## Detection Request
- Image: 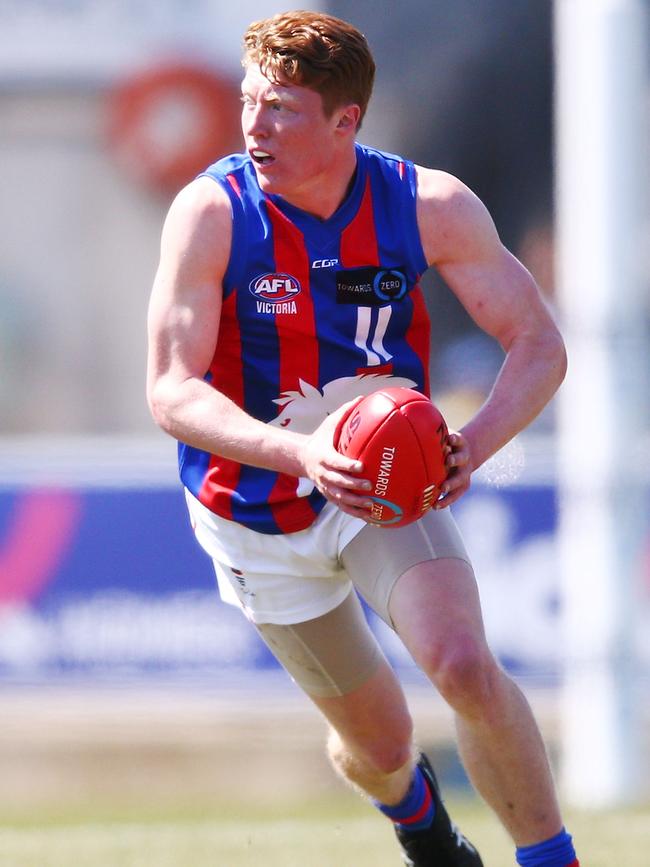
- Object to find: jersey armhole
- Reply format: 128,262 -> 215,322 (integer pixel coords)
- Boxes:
404,162 -> 428,274
198,171 -> 247,296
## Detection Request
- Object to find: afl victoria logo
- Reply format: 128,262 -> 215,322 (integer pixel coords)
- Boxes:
249,273 -> 302,302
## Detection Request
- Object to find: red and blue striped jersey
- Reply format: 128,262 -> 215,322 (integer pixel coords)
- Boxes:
179,143 -> 431,534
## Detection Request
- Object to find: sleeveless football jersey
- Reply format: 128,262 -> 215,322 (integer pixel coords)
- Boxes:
179,143 -> 430,534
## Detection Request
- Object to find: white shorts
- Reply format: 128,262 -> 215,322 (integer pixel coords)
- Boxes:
185,489 -> 471,628
185,490 -> 366,625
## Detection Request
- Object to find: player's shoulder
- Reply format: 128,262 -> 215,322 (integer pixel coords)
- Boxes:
414,166 -> 498,264
157,176 -> 233,280
165,152 -> 250,223
162,174 -> 232,248
415,166 -> 484,215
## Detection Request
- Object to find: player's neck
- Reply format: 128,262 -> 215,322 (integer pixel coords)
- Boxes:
279,147 -> 358,221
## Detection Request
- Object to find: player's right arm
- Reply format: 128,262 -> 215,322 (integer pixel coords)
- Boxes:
146,177 -> 369,514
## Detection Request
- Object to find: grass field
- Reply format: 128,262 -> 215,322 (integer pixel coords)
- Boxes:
1,683 -> 648,866
1,795 -> 650,867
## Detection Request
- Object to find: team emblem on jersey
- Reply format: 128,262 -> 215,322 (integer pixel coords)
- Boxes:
249,272 -> 301,314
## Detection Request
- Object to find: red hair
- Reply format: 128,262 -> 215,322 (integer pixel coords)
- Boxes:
243,10 -> 375,128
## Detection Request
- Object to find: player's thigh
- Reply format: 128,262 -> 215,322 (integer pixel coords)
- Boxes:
255,588 -> 413,756
342,509 -> 490,677
255,587 -> 383,698
340,506 -> 472,627
389,558 -> 507,718
389,555 -> 488,670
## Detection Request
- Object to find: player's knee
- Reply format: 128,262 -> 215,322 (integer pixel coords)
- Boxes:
362,720 -> 413,775
364,726 -> 413,776
423,635 -> 501,719
328,716 -> 413,777
332,742 -> 413,784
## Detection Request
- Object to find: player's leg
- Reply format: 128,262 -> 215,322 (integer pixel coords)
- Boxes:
390,556 -> 563,845
317,670 -> 484,867
186,490 -> 416,804
255,588 -> 415,805
255,587 -> 484,866
342,511 -> 579,866
186,495 -> 483,862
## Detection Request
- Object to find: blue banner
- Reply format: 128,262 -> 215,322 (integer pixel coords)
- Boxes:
0,480 -> 578,682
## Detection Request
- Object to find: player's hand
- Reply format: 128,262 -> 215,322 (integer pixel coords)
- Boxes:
435,430 -> 473,509
301,399 -> 374,519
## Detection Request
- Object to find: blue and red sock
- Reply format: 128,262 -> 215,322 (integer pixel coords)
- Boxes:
516,827 -> 579,867
372,764 -> 435,831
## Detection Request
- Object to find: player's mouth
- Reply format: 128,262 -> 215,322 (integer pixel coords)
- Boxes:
250,148 -> 275,167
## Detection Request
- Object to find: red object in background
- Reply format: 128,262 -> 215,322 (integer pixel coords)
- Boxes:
334,387 -> 449,528
107,62 -> 241,195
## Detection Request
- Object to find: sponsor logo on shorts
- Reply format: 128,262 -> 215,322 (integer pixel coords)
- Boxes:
231,567 -> 256,598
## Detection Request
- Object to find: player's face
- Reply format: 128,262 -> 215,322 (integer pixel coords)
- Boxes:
241,64 -> 346,206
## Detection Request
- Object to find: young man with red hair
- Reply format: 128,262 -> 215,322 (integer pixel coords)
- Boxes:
147,11 -> 577,867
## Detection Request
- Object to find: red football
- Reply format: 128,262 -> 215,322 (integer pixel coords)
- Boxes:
334,387 -> 449,528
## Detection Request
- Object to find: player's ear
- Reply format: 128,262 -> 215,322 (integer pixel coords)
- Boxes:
335,104 -> 361,133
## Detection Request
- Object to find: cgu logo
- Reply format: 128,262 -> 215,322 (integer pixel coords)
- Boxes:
249,273 -> 301,302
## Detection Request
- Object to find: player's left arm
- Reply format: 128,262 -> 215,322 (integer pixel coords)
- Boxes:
416,166 -> 567,507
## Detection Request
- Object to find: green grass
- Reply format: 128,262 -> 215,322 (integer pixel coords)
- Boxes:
1,794 -> 649,867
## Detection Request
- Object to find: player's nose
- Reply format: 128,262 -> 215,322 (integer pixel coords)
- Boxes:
243,103 -> 269,138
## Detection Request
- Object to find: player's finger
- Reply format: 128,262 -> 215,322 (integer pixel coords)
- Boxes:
324,452 -> 366,476
321,484 -> 373,512
435,472 -> 470,508
437,486 -> 468,508
445,435 -> 470,468
324,468 -> 372,490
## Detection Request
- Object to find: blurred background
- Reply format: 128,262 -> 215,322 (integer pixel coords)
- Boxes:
0,0 -> 649,860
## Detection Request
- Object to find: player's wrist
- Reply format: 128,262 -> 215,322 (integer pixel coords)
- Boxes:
275,429 -> 311,479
